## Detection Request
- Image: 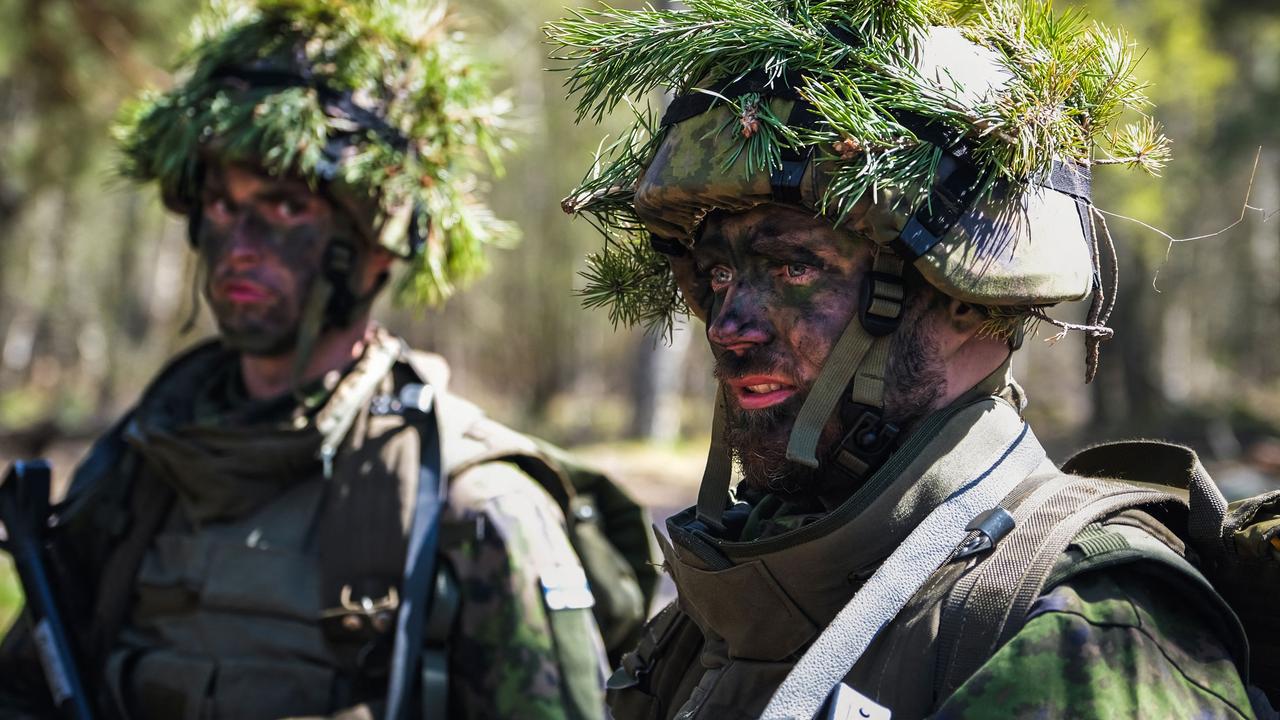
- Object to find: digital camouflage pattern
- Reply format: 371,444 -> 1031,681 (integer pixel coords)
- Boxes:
936,571 -> 1255,720
445,462 -> 607,718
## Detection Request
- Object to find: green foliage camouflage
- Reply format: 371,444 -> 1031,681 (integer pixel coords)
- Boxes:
115,0 -> 517,307
547,0 -> 1170,332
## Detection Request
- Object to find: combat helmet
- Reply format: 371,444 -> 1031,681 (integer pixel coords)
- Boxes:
549,0 -> 1168,527
116,0 -> 514,375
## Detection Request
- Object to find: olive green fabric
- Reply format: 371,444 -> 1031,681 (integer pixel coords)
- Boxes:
607,383 -> 1251,720
634,26 -> 1094,309
0,332 -> 611,720
934,569 -> 1256,720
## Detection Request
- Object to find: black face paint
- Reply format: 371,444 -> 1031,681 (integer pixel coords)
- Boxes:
694,206 -> 949,501
198,205 -> 331,356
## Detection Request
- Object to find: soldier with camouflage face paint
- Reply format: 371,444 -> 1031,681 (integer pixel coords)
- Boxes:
550,1 -> 1269,718
0,2 -> 651,719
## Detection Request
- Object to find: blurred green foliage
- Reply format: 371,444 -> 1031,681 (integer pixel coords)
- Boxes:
0,555 -> 19,636
0,0 -> 1276,475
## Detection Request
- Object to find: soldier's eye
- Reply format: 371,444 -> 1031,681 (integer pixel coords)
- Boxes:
709,265 -> 734,290
781,262 -> 816,282
274,199 -> 309,221
203,194 -> 234,223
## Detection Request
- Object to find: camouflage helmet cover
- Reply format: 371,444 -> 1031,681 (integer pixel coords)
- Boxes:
115,0 -> 515,306
550,0 -> 1167,336
636,27 -> 1095,310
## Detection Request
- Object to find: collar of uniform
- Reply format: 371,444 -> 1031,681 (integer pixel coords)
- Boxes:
661,392 -> 1034,661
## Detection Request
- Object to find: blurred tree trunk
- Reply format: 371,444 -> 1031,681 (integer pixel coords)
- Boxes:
629,328 -> 691,442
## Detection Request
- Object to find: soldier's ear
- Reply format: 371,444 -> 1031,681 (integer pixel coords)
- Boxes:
944,299 -> 986,337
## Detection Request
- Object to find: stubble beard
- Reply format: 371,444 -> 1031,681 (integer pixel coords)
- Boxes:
721,307 -> 946,498
204,267 -> 312,358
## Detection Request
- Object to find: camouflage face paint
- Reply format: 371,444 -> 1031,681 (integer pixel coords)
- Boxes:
692,205 -> 866,493
197,164 -> 334,356
691,205 -> 947,498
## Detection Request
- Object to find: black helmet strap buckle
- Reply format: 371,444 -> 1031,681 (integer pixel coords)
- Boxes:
831,405 -> 900,483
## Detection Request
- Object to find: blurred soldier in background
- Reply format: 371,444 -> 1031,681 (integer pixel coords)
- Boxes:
552,1 -> 1272,718
0,2 -> 658,718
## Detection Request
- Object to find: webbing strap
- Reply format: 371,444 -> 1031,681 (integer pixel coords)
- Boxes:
935,477 -> 1177,695
385,401 -> 445,720
784,318 -> 877,469
849,337 -> 891,408
291,277 -> 336,400
762,422 -> 1047,720
695,388 -> 734,532
660,69 -> 807,127
315,337 -> 402,477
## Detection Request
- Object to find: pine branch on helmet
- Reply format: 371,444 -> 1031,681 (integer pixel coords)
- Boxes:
548,0 -> 1165,380
116,0 -> 516,308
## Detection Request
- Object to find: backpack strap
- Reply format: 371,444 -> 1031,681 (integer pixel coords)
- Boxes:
383,392 -> 445,720
934,473 -> 1183,696
934,439 -> 1261,700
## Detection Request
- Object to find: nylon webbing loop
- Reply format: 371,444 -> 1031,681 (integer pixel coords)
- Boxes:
695,388 -> 734,532
785,318 -> 878,469
860,253 -> 905,337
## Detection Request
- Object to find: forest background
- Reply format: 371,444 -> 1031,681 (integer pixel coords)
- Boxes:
1,0 -> 1280,631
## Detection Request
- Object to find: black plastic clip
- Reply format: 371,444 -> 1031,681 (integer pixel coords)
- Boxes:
832,410 -> 900,480
953,507 -> 1017,561
859,270 -> 904,337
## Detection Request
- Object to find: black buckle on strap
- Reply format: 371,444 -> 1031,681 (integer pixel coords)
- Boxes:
860,271 -> 904,337
832,409 -> 900,480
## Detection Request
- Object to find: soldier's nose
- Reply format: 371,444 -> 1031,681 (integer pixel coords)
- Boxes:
708,291 -> 771,355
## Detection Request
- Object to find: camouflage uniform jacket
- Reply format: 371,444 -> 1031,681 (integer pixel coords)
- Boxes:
607,382 -> 1254,720
0,330 -> 607,720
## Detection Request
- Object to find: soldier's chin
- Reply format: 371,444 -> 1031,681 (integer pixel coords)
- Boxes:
726,405 -> 807,494
217,322 -> 298,357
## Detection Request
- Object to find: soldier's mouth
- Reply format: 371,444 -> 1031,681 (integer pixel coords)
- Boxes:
726,375 -> 797,410
218,279 -> 275,304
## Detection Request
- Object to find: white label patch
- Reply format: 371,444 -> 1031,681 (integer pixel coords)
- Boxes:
826,683 -> 891,720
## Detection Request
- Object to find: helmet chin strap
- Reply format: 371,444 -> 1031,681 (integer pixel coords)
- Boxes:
290,236 -> 388,399
694,252 -> 905,533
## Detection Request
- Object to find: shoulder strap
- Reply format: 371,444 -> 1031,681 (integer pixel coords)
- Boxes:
762,421 -> 1047,720
384,395 -> 445,720
934,473 -> 1181,695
